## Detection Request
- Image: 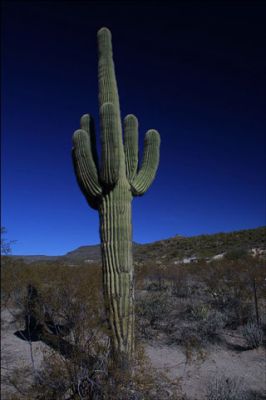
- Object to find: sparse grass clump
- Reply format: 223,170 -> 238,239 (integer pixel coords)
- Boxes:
242,322 -> 263,349
206,374 -> 248,400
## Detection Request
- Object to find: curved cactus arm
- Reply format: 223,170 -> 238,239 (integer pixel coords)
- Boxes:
123,114 -> 139,182
131,129 -> 160,196
100,102 -> 120,186
72,128 -> 102,210
97,27 -> 121,130
80,114 -> 99,171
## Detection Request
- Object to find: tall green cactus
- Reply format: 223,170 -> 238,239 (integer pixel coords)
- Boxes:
72,27 -> 160,367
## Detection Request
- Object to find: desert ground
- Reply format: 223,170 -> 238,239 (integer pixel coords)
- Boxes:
2,228 -> 266,399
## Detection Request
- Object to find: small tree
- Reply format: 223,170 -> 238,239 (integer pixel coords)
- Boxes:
1,227 -> 16,267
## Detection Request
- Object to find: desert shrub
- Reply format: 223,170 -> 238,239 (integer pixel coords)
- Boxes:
28,337 -> 110,400
141,262 -> 177,293
4,262 -> 186,399
195,308 -> 224,342
206,374 -> 248,400
200,310 -> 225,338
224,247 -> 249,260
185,303 -> 210,321
168,323 -> 203,350
169,270 -> 193,298
168,304 -> 225,350
135,262 -> 168,292
2,280 -> 108,399
201,258 -> 266,329
136,292 -> 173,338
242,322 -> 264,349
5,282 -> 141,399
1,259 -> 102,307
1,258 -> 25,308
186,304 -> 225,329
145,275 -> 168,292
245,391 -> 266,400
209,289 -> 254,329
171,281 -> 192,298
6,336 -> 181,399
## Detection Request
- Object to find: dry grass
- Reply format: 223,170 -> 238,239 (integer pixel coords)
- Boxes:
1,253 -> 266,399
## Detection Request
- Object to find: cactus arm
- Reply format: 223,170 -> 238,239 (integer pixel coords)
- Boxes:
131,129 -> 160,196
123,114 -> 139,181
80,114 -> 99,170
100,102 -> 120,185
72,127 -> 102,210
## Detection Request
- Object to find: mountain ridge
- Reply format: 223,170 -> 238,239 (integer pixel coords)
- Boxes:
10,226 -> 266,264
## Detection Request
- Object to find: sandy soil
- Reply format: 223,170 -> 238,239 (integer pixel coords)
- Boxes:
1,308 -> 47,399
145,341 -> 266,399
1,307 -> 266,399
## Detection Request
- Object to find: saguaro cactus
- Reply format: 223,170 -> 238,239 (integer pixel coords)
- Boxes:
72,27 -> 160,367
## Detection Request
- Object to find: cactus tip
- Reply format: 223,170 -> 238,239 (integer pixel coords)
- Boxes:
147,129 -> 160,137
72,129 -> 81,140
80,113 -> 90,124
97,26 -> 111,37
125,114 -> 137,121
124,114 -> 138,127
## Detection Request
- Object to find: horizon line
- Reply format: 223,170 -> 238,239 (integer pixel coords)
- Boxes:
8,225 -> 265,257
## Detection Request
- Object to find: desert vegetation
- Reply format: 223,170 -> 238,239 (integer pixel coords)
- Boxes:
1,227 -> 266,399
1,258 -> 179,399
135,256 -> 266,347
134,226 -> 266,264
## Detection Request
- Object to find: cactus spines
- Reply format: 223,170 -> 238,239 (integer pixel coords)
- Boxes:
72,27 -> 160,367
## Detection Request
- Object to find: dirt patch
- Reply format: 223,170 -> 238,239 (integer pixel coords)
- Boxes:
1,307 -> 266,399
1,308 -> 47,399
145,341 -> 266,399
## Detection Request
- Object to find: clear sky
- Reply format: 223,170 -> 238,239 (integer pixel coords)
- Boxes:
1,0 -> 265,255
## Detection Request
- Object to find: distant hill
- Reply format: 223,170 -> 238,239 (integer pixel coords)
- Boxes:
11,242 -> 142,264
11,254 -> 60,264
63,244 -> 100,263
134,226 -> 266,263
11,226 -> 265,265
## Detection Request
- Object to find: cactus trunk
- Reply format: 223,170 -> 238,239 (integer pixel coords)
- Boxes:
99,178 -> 134,365
72,27 -> 160,369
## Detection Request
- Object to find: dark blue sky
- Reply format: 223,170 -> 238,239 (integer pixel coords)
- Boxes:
2,0 -> 265,255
